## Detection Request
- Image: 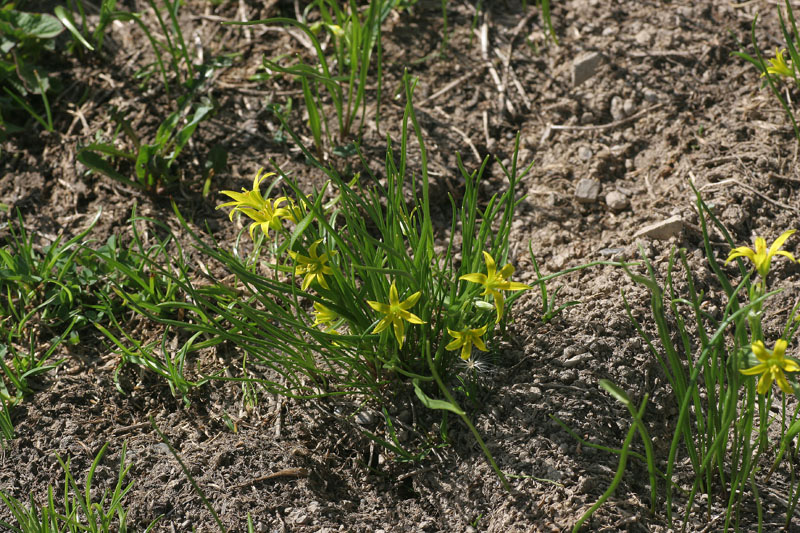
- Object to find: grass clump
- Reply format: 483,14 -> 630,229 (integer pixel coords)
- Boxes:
0,442 -> 161,532
99,75 -> 535,487
572,185 -> 800,532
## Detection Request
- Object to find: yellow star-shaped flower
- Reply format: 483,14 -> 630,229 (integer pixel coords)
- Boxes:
241,198 -> 294,239
762,47 -> 793,78
460,251 -> 531,322
366,281 -> 425,347
217,168 -> 299,239
312,301 -> 339,332
446,325 -> 488,360
725,229 -> 796,279
289,240 -> 336,290
740,339 -> 800,395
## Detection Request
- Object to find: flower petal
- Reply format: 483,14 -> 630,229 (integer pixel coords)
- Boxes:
473,335 -> 488,352
498,263 -> 515,280
769,229 -> 796,257
725,247 -> 756,264
783,359 -> 800,373
461,342 -> 472,360
401,291 -> 421,310
367,300 -> 390,313
493,291 -> 505,322
392,316 -> 406,347
389,282 -> 400,307
482,251 -> 497,275
757,372 -> 772,395
751,340 -> 770,363
445,337 -> 462,351
740,363 -> 768,375
774,339 -> 788,358
401,310 -> 425,325
776,372 -> 794,394
460,273 -> 488,285
372,317 -> 390,334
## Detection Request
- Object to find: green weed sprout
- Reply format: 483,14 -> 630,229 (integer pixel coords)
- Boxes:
75,0 -> 224,193
0,7 -> 63,135
0,210 -> 113,443
573,184 -> 800,531
0,442 -> 161,532
229,0 -> 398,159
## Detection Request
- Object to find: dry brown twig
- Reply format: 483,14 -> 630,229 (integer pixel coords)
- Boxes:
541,103 -> 665,144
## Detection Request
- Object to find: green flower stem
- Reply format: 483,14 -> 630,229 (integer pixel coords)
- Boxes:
424,343 -> 510,492
572,397 -> 647,533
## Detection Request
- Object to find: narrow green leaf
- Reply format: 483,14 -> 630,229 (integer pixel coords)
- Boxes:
599,379 -> 633,408
54,6 -> 94,50
413,379 -> 465,415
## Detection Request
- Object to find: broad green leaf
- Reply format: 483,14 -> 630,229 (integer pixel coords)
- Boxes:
0,10 -> 62,40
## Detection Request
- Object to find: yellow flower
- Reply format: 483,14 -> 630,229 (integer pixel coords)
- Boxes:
217,168 -> 300,238
312,301 -> 339,332
446,325 -> 488,360
740,339 -> 800,395
725,229 -> 796,278
240,197 -> 294,239
218,169 -> 271,217
366,281 -> 425,347
289,240 -> 336,290
762,47 -> 793,78
282,196 -> 304,223
460,251 -> 532,322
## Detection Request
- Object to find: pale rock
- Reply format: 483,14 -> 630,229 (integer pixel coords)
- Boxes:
563,353 -> 593,368
623,98 -> 635,116
575,178 -> 601,203
572,52 -> 604,86
605,190 -> 629,211
633,215 -> 683,240
635,28 -> 653,46
610,96 -> 626,121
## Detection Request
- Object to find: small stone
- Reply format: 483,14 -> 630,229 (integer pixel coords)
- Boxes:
605,190 -> 629,211
563,344 -> 585,358
643,89 -> 659,103
288,510 -> 311,525
550,251 -> 570,269
580,112 -> 595,124
355,410 -> 374,426
610,96 -> 626,121
623,98 -> 635,116
575,178 -> 601,203
572,52 -> 604,86
633,215 -> 683,240
563,353 -> 593,368
577,146 -> 593,161
635,28 -> 653,46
